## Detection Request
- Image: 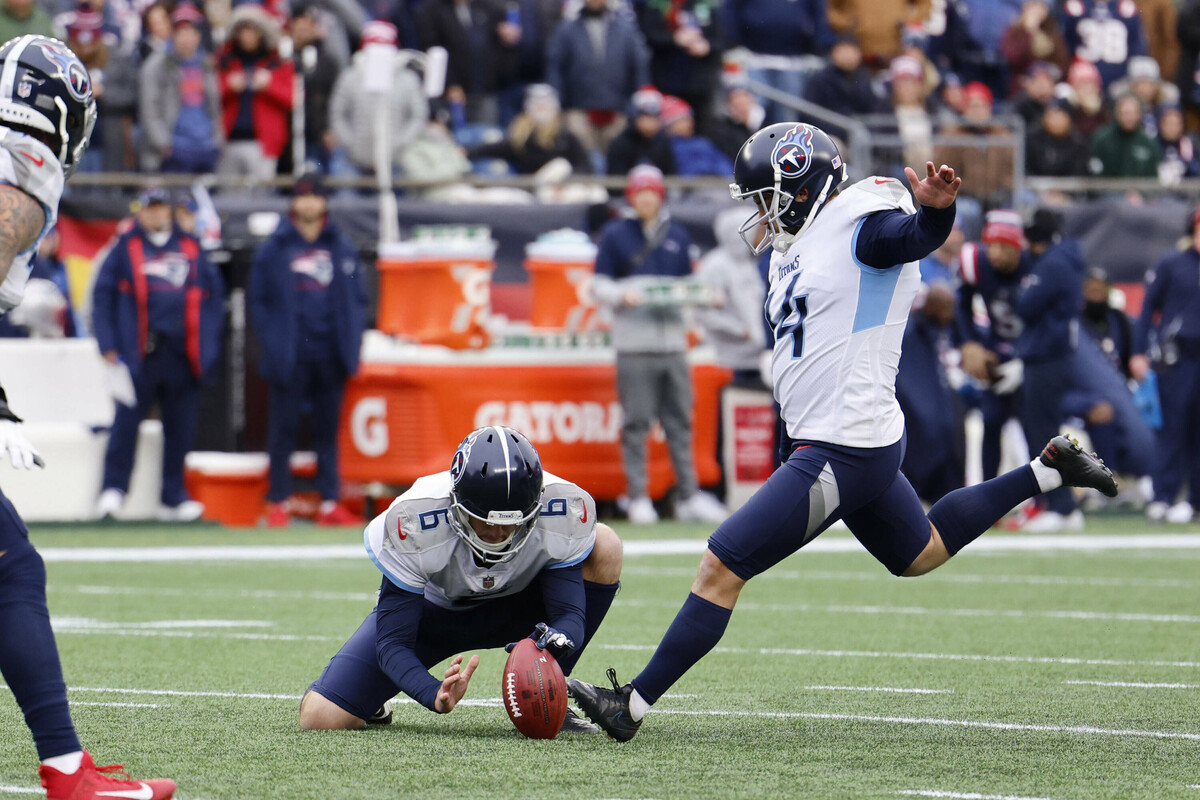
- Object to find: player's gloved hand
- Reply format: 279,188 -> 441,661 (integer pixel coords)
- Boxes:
505,622 -> 576,658
0,419 -> 44,469
992,358 -> 1024,395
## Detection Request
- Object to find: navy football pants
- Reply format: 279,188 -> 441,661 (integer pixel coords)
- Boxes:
708,437 -> 931,578
1151,354 -> 1200,506
309,583 -> 548,721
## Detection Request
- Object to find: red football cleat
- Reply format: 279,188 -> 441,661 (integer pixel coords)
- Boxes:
40,751 -> 175,800
315,502 -> 362,526
265,502 -> 290,528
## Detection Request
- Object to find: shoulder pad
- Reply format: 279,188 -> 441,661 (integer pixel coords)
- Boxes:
382,473 -> 458,555
0,133 -> 63,224
845,177 -> 917,216
535,472 -> 597,563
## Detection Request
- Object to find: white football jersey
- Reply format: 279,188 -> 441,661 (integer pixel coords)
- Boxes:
766,177 -> 922,448
0,128 -> 64,314
364,470 -> 596,610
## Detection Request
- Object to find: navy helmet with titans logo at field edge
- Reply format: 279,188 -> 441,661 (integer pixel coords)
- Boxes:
449,426 -> 544,561
729,122 -> 847,254
0,35 -> 97,178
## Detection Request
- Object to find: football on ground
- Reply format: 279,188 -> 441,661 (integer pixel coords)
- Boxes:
503,639 -> 568,739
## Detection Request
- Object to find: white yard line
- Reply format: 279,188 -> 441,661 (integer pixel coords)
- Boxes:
618,599 -> 1200,625
50,627 -> 340,642
0,787 -> 46,795
51,617 -> 275,630
1,684 -> 1193,742
599,643 -> 1200,669
70,701 -> 164,708
32,533 -> 1200,564
805,685 -> 953,694
621,566 -> 1200,589
1065,680 -> 1200,689
898,791 -> 1060,800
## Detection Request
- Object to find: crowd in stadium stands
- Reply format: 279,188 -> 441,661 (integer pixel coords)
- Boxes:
0,0 -> 1196,197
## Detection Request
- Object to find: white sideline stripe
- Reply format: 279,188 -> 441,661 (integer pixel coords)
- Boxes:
599,644 -> 1200,669
51,628 -> 340,642
1065,680 -> 1200,689
619,599 -> 1200,625
64,585 -> 379,602
0,787 -> 45,795
33,533 -> 1200,563
71,701 -> 164,708
898,791 -> 1060,800
805,685 -> 952,694
51,617 -> 275,630
622,566 -> 1200,589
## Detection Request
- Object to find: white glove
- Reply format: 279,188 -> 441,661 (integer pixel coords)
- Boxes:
0,419 -> 44,469
992,358 -> 1024,395
104,359 -> 137,408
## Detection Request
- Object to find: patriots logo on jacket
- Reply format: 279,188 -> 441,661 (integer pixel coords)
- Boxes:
771,125 -> 814,179
35,40 -> 91,102
142,254 -> 191,289
290,249 -> 333,287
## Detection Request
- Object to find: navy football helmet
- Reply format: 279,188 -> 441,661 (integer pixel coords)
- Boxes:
729,122 -> 847,254
0,35 -> 97,178
448,426 -> 544,562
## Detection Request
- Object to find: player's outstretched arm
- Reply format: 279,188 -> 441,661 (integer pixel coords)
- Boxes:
434,653 -> 480,713
904,161 -> 961,209
0,184 -> 46,285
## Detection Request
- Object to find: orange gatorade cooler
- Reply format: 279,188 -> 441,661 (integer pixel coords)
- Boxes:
376,232 -> 496,349
524,234 -> 600,331
183,452 -> 269,526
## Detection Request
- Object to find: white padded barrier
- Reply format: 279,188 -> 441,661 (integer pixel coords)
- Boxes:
0,339 -> 165,522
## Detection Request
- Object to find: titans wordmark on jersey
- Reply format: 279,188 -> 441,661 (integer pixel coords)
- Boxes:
364,471 -> 596,610
0,128 -> 65,313
766,177 -> 922,449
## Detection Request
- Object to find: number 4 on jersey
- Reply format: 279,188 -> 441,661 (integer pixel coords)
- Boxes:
771,273 -> 809,359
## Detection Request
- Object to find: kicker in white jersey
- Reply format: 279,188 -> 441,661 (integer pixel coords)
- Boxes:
766,177 -> 922,449
365,470 -> 597,610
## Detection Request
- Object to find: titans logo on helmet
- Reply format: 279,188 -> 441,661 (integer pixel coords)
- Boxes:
450,432 -> 476,483
34,40 -> 91,102
771,125 -> 814,180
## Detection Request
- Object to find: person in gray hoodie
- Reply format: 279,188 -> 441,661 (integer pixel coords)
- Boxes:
138,4 -> 223,173
328,20 -> 428,175
694,206 -> 768,387
592,165 -> 728,525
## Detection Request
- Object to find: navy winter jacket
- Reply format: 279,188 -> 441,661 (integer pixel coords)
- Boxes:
248,217 -> 367,384
545,12 -> 650,112
1015,238 -> 1085,363
91,224 -> 225,380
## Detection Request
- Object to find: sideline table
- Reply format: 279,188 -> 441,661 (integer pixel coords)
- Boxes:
339,332 -> 731,501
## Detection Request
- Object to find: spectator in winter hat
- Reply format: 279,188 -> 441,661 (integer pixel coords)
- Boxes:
606,85 -> 676,176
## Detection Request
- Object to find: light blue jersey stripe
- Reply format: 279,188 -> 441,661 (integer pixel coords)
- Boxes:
850,217 -> 903,334
545,541 -> 595,569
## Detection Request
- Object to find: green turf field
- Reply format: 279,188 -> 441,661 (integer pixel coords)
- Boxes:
2,518 -> 1199,800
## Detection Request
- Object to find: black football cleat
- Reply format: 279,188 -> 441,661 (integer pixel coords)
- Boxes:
560,707 -> 602,734
366,700 -> 393,725
567,668 -> 642,742
1039,435 -> 1118,498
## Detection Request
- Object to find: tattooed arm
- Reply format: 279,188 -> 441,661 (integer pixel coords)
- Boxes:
0,184 -> 46,287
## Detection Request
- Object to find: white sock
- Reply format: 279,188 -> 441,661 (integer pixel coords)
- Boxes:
1030,459 -> 1064,493
319,500 -> 337,514
41,751 -> 83,774
628,688 -> 650,722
